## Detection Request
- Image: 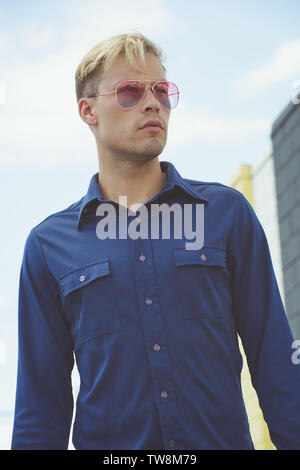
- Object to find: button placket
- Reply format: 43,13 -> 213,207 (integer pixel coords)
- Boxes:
134,237 -> 181,450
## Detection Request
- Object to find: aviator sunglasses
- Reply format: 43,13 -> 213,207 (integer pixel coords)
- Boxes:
87,80 -> 179,110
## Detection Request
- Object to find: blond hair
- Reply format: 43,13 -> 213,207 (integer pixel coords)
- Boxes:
75,32 -> 166,102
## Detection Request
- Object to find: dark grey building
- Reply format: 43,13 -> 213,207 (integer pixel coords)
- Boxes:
271,100 -> 300,339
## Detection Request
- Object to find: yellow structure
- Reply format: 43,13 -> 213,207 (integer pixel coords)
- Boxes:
228,164 -> 275,450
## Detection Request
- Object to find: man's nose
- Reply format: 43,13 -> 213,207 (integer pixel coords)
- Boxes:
141,86 -> 160,111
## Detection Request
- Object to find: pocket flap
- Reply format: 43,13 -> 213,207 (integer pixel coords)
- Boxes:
173,246 -> 227,268
59,259 -> 111,296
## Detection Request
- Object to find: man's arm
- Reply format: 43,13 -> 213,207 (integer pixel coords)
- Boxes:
11,229 -> 74,450
227,192 -> 300,450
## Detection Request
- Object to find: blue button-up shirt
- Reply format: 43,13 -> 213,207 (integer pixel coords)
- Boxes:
11,160 -> 300,450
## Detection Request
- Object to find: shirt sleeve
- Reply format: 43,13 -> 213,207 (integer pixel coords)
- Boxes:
227,192 -> 300,450
11,228 -> 74,450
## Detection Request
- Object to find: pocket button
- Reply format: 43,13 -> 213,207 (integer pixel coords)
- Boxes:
79,274 -> 86,282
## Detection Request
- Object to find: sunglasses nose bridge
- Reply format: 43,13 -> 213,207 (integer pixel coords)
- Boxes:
142,83 -> 160,106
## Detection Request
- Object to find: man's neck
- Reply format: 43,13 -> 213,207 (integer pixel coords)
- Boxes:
97,159 -> 167,210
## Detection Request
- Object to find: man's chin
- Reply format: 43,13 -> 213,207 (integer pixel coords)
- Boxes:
139,139 -> 167,157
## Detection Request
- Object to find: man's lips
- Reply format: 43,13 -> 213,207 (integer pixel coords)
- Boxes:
139,120 -> 163,131
140,125 -> 162,132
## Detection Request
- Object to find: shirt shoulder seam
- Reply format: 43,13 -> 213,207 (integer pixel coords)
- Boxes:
188,179 -> 244,195
32,199 -> 83,231
31,227 -> 59,285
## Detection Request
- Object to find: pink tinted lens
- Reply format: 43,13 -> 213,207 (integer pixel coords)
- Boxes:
116,81 -> 179,109
154,82 -> 179,109
116,81 -> 145,108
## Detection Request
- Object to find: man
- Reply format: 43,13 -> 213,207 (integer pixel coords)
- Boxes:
11,32 -> 300,450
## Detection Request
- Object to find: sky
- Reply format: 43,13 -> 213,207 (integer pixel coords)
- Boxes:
1,0 -> 300,449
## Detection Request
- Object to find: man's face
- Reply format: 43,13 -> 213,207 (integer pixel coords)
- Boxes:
79,52 -> 171,165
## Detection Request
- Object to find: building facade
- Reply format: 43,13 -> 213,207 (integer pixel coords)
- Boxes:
271,100 -> 300,339
227,98 -> 300,450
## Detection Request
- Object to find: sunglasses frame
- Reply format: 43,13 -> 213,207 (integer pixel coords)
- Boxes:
87,79 -> 179,110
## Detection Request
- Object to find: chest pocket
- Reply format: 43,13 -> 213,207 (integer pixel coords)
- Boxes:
58,258 -> 122,347
173,246 -> 230,319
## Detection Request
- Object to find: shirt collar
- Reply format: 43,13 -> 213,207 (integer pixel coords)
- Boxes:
77,160 -> 208,230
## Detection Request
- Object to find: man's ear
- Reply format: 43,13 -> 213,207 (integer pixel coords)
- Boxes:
78,98 -> 98,127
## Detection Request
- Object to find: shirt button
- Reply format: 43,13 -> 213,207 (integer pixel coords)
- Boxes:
139,253 -> 146,262
145,297 -> 152,306
79,274 -> 86,282
200,253 -> 207,261
169,440 -> 175,448
161,390 -> 168,399
153,344 -> 160,351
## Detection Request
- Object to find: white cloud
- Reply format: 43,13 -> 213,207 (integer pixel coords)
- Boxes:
0,340 -> 6,365
235,38 -> 300,100
63,0 -> 173,47
0,31 -> 10,55
0,296 -> 9,311
20,25 -> 56,52
0,0 -> 271,169
0,80 -> 6,104
167,101 -> 271,150
0,0 -> 175,169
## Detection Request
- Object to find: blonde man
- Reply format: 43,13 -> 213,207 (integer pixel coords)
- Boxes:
11,32 -> 300,450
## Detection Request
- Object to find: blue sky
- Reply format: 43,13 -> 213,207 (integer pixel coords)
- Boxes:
0,0 -> 300,440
